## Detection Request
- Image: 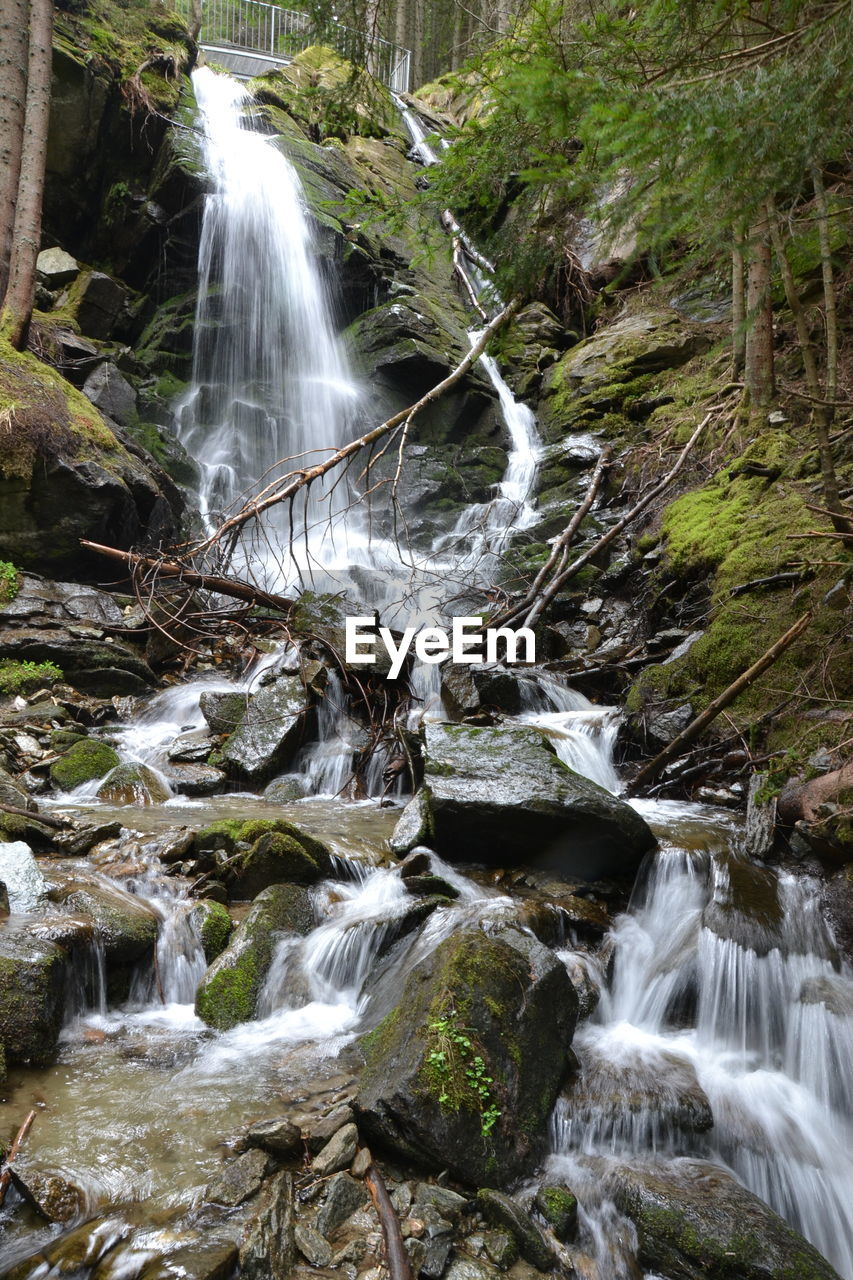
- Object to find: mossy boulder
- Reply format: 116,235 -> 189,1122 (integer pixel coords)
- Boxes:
50,738 -> 120,791
355,925 -> 578,1187
588,1156 -> 843,1280
48,873 -> 159,966
195,884 -> 315,1030
0,920 -> 68,1066
231,830 -> 331,899
189,899 -> 234,963
394,722 -> 656,881
251,46 -> 405,142
96,761 -> 170,805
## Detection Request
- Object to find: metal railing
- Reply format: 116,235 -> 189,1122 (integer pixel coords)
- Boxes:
177,0 -> 411,92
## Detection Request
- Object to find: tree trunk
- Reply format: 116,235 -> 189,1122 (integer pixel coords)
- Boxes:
731,236 -> 745,379
768,201 -> 852,537
811,164 -> 838,423
743,215 -> 774,411
188,0 -> 202,42
2,0 -> 53,351
0,0 -> 29,300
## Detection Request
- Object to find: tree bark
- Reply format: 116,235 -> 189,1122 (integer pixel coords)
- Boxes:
0,0 -> 29,301
731,236 -> 745,379
767,202 -> 851,536
811,164 -> 838,422
743,215 -> 774,411
2,0 -> 53,350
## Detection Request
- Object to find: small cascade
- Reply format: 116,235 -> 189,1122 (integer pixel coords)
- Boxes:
65,937 -> 108,1022
548,845 -> 853,1279
519,673 -> 622,794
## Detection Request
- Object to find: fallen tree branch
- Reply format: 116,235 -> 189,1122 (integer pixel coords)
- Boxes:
494,410 -> 716,631
0,1110 -> 37,1207
0,800 -> 70,831
729,570 -> 808,597
189,297 -> 521,559
626,611 -> 812,795
521,446 -> 613,629
79,543 -> 296,616
364,1159 -> 414,1280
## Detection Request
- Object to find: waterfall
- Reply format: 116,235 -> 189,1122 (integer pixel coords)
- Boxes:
177,68 -> 359,589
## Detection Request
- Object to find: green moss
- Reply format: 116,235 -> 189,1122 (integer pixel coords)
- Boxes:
195,948 -> 258,1029
0,560 -> 19,604
0,660 -> 63,695
197,901 -> 233,962
49,738 -> 120,790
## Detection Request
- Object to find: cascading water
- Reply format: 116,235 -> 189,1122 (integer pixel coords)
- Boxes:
177,68 -> 359,587
547,835 -> 853,1279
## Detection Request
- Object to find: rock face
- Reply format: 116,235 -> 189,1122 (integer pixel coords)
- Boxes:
195,884 -> 315,1030
393,722 -> 655,880
0,920 -> 67,1066
356,925 -> 578,1187
589,1156 -> 843,1280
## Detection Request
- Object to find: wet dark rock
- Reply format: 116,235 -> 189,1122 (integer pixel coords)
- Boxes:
446,1255 -> 501,1280
374,896 -> 449,960
0,920 -> 67,1065
220,673 -> 308,781
48,873 -> 158,965
306,1103 -> 355,1152
246,1116 -> 302,1156
54,819 -> 123,856
140,1236 -> 239,1280
479,1230 -> 518,1269
206,1147 -> 270,1207
240,1170 -> 295,1280
702,851 -> 785,957
0,574 -> 126,628
75,270 -> 128,339
441,663 -> 481,720
356,926 -> 577,1187
263,774 -> 309,803
475,1190 -> 556,1271
533,1185 -> 577,1243
316,1171 -> 370,1237
195,884 -> 314,1030
404,874 -> 460,900
96,761 -> 170,805
400,849 -> 436,879
394,722 -> 656,881
12,1164 -> 84,1223
587,1155 -> 843,1280
642,703 -> 693,748
311,1122 -> 359,1177
295,1223 -> 333,1267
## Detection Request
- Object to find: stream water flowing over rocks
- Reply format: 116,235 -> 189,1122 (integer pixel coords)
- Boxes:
0,58 -> 851,1280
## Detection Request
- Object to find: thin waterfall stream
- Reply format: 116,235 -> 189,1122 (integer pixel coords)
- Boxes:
1,69 -> 851,1280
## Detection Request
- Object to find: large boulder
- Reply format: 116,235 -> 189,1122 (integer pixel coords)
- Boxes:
219,674 -> 308,782
0,841 -> 48,913
47,873 -> 159,965
355,925 -> 578,1187
0,919 -> 67,1065
586,1156 -> 843,1280
392,722 -> 655,880
195,884 -> 315,1030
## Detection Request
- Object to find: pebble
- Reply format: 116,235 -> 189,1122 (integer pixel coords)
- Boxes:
311,1122 -> 359,1177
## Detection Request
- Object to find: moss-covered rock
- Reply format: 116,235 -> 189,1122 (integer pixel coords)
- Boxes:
219,674 -> 308,782
589,1156 -> 842,1280
48,873 -> 159,966
50,738 -> 120,791
231,831 -> 328,899
356,925 -> 578,1187
195,884 -> 315,1030
96,762 -> 170,805
251,46 -> 405,143
0,921 -> 67,1066
190,899 -> 234,962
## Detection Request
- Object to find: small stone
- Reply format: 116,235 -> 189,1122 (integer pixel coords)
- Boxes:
475,1190 -> 556,1271
405,1238 -> 428,1275
392,1182 -> 414,1215
404,874 -> 460,899
533,1185 -> 577,1243
316,1172 -> 369,1237
295,1224 -> 333,1267
421,1235 -> 453,1279
12,1167 -> 83,1222
311,1122 -> 358,1177
306,1103 -> 355,1152
482,1230 -> 519,1269
246,1116 -> 302,1156
445,1257 -> 501,1280
206,1148 -> 269,1206
351,1146 -> 372,1178
414,1183 -> 470,1220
